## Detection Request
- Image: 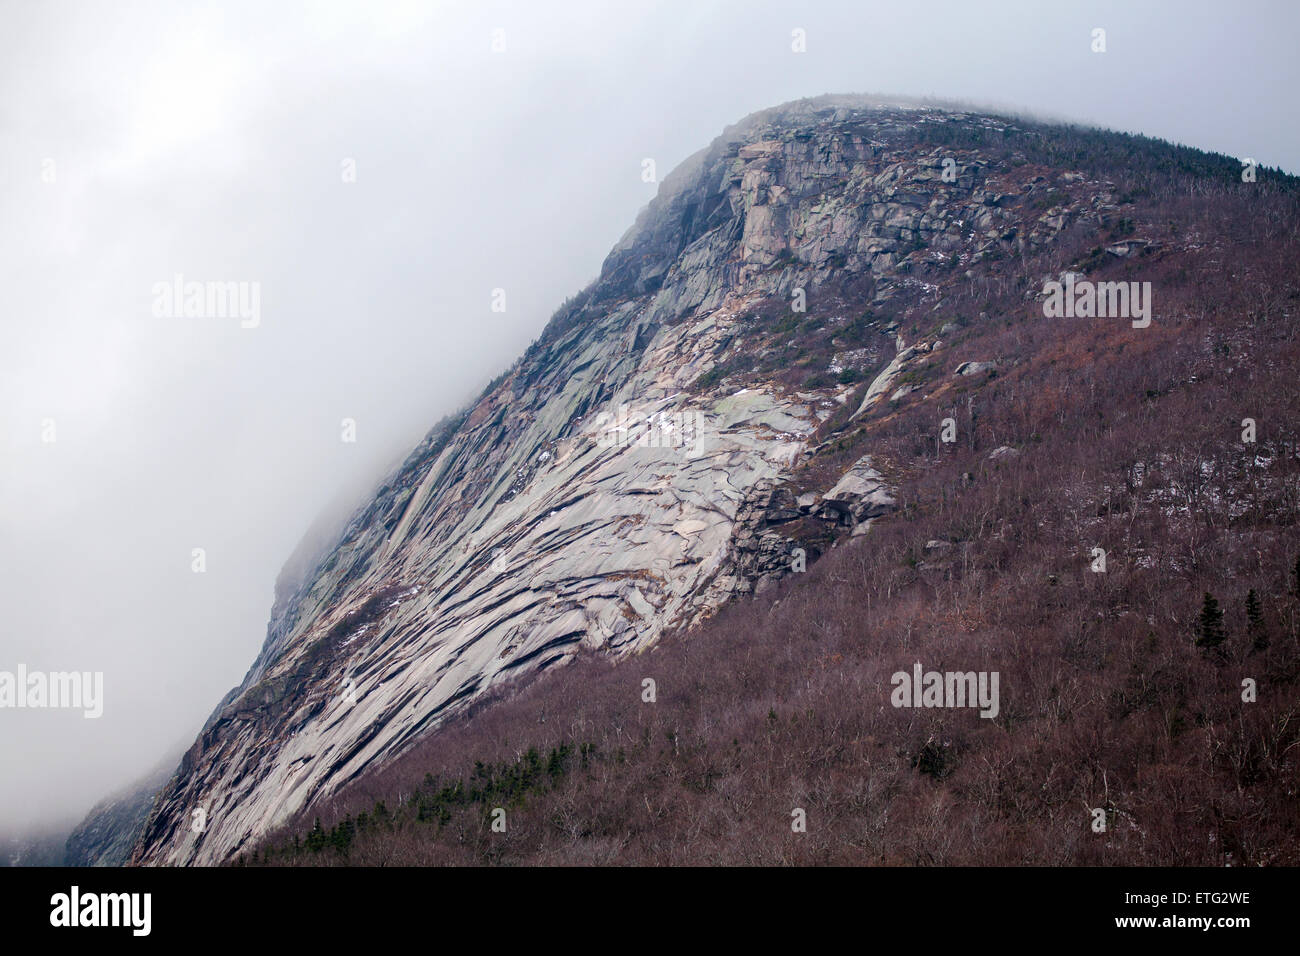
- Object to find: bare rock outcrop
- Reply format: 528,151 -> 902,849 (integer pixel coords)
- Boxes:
130,96 -> 1110,865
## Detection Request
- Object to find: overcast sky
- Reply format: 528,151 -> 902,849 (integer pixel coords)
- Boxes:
1,0 -> 1296,839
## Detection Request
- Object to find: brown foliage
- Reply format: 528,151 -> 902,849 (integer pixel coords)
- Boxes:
246,138 -> 1300,868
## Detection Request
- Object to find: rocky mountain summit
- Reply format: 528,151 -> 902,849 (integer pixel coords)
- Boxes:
124,95 -> 1283,865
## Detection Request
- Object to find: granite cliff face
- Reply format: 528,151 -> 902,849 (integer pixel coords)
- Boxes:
131,96 -> 1128,864
64,759 -> 176,867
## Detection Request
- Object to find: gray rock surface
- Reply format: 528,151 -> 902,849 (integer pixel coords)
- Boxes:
130,96 -> 1092,865
820,456 -> 896,526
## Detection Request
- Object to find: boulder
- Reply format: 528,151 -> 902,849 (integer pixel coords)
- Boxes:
820,455 -> 896,525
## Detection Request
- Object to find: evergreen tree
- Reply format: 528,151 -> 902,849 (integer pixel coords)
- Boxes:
1196,592 -> 1225,649
1246,589 -> 1267,650
305,817 -> 326,853
330,816 -> 355,854
546,743 -> 572,782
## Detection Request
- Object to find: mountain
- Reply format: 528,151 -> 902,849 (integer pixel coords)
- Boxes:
64,755 -> 180,867
127,95 -> 1300,865
0,825 -> 72,867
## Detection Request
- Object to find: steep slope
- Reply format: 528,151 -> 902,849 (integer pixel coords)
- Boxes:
133,94 -> 1295,865
0,827 -> 71,867
242,108 -> 1300,866
64,757 -> 177,867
